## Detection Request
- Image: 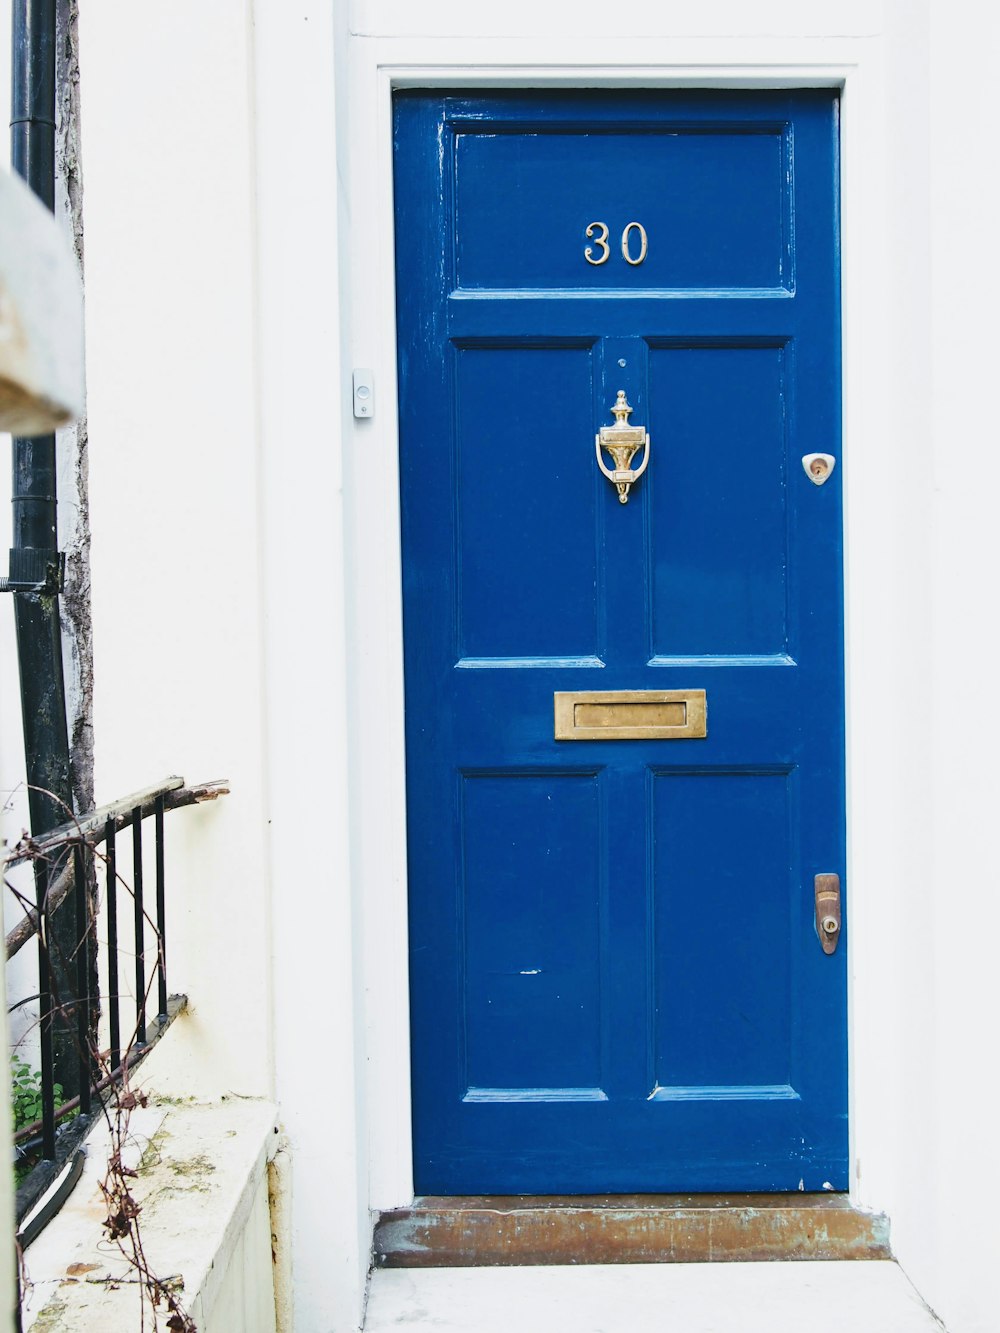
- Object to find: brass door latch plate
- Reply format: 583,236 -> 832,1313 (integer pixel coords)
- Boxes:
814,873 -> 842,954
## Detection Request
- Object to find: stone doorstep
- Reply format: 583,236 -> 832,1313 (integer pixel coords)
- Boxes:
363,1262 -> 944,1333
373,1194 -> 891,1268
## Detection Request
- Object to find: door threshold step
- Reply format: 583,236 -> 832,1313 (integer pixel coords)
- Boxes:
364,1262 -> 940,1332
373,1195 -> 890,1268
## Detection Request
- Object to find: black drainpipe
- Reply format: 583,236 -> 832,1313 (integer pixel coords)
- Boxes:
8,0 -> 78,1098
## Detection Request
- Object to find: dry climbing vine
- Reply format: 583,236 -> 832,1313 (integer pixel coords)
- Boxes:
5,792 -> 198,1330
97,1070 -> 195,1332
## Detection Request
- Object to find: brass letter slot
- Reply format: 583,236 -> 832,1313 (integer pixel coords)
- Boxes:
554,690 -> 707,741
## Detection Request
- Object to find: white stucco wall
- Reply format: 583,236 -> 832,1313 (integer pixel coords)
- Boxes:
251,2 -> 371,1328
340,6 -> 1000,1332
4,2 -> 997,1331
74,2 -> 368,1329
0,0 -> 367,1323
915,10 -> 1000,1330
74,0 -> 274,1101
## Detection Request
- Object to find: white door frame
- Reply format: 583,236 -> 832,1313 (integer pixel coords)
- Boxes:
339,28 -> 900,1216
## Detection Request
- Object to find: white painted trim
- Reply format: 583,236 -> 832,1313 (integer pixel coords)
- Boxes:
253,5 -> 369,1329
342,32 -> 884,1214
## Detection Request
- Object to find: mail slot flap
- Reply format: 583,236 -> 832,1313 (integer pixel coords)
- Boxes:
554,690 -> 707,740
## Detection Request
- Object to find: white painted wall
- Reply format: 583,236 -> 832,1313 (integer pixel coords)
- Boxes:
75,2 -> 369,1329
341,5 -> 999,1333
251,2 -> 370,1329
75,0 -> 271,1097
74,4 -> 369,1331
913,7 -> 1000,1330
6,2 -> 996,1331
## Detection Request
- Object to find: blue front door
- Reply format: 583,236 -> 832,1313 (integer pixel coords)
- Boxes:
394,90 -> 845,1194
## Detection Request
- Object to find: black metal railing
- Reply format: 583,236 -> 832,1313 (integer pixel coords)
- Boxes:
4,775 -> 227,1241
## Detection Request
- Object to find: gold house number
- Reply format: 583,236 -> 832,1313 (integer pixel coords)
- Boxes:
585,221 -> 648,266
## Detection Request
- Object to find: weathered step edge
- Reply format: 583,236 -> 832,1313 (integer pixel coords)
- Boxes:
374,1195 -> 891,1268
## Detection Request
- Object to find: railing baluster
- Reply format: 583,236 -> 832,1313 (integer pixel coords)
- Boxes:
155,795 -> 167,1022
36,860 -> 56,1160
7,778 -> 232,1246
106,818 -> 120,1073
132,808 -> 146,1046
74,843 -> 92,1115
9,778 -> 230,1244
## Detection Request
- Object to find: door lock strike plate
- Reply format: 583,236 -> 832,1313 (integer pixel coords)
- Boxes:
814,873 -> 841,954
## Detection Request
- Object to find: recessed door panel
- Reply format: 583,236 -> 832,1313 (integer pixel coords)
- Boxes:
456,345 -> 599,659
461,772 -> 603,1096
455,128 -> 790,291
648,345 -> 789,658
651,770 -> 793,1094
396,90 -> 845,1195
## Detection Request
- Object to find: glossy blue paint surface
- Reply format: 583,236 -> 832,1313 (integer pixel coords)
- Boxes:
394,91 -> 845,1194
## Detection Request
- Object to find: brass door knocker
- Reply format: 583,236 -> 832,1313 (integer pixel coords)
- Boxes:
596,390 -> 650,504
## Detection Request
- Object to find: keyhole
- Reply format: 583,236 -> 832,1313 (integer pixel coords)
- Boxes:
802,453 -> 836,485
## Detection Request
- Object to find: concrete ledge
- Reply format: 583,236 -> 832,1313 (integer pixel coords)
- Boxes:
20,1093 -> 280,1331
374,1194 -> 891,1268
365,1263 -> 943,1333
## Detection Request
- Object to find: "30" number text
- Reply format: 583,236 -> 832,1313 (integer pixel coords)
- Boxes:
585,221 -> 648,266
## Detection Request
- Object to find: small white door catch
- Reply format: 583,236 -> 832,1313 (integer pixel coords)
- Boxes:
353,368 -> 375,419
